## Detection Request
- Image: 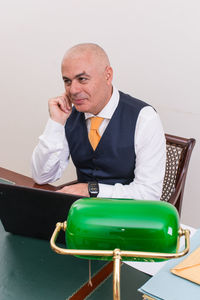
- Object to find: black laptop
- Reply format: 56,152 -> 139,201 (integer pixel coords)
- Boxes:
0,181 -> 81,243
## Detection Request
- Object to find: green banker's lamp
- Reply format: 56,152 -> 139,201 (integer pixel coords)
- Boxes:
50,198 -> 190,300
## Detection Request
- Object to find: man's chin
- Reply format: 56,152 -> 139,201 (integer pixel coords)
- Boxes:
74,104 -> 89,113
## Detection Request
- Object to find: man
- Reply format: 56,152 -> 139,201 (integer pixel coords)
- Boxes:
32,43 -> 166,199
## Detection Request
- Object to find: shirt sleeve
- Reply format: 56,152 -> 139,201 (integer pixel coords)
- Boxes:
31,118 -> 70,184
98,106 -> 166,200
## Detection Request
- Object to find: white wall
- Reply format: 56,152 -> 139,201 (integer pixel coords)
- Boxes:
0,0 -> 199,227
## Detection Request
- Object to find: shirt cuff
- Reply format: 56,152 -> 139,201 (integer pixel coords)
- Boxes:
98,183 -> 114,198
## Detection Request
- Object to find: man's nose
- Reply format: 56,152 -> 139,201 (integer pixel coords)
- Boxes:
69,80 -> 81,95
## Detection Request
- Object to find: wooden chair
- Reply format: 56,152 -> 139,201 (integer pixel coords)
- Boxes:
161,134 -> 196,216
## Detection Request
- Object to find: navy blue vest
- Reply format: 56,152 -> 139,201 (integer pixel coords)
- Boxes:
65,91 -> 148,185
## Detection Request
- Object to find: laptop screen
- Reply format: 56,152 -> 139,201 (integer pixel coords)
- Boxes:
0,183 -> 81,243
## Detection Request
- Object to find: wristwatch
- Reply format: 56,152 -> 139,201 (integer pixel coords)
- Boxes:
88,181 -> 99,197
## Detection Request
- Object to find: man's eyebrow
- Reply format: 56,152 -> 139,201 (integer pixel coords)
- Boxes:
63,72 -> 91,81
75,72 -> 90,78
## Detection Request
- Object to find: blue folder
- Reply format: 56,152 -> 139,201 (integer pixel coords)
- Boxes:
138,228 -> 200,300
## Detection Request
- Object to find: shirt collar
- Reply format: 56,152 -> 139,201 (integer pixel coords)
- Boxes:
85,86 -> 120,120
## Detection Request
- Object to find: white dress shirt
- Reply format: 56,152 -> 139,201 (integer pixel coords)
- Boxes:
31,87 -> 166,200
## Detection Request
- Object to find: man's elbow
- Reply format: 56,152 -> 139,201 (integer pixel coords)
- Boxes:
31,166 -> 51,185
31,172 -> 48,185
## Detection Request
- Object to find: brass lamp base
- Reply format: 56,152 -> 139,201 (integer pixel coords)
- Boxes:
50,222 -> 190,300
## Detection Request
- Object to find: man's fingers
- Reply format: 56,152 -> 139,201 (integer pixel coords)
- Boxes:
56,97 -> 69,113
62,93 -> 72,111
48,93 -> 73,125
49,95 -> 71,113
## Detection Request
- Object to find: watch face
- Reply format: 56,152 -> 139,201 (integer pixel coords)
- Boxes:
89,182 -> 99,197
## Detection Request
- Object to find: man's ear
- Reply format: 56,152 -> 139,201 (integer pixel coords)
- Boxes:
105,66 -> 113,85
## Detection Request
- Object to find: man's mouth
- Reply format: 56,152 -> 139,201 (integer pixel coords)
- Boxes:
72,98 -> 86,105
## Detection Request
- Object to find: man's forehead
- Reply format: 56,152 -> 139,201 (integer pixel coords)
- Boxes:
62,54 -> 100,76
62,61 -> 94,76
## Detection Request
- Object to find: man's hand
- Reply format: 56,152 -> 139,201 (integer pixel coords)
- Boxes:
57,183 -> 89,197
48,93 -> 72,125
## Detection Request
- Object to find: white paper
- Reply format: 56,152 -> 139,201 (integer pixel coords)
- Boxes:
123,224 -> 196,276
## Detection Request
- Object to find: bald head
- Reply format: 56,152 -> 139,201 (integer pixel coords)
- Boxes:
62,43 -> 110,72
61,43 -> 113,115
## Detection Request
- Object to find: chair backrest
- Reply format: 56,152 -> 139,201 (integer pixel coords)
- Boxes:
161,134 -> 196,216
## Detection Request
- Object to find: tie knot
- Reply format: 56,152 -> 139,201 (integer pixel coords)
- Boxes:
90,117 -> 104,130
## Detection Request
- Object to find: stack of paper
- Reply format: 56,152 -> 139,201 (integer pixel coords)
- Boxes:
138,228 -> 200,300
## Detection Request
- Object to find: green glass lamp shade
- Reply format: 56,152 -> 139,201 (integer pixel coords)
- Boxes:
66,198 -> 179,261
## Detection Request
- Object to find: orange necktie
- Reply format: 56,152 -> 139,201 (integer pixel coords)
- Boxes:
89,117 -> 104,150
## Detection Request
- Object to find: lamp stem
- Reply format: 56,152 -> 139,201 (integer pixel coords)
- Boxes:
113,249 -> 121,300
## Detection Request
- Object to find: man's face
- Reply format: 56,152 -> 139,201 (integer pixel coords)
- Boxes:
61,52 -> 113,115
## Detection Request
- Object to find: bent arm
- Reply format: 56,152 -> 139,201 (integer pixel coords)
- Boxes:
31,119 -> 70,184
98,107 -> 166,200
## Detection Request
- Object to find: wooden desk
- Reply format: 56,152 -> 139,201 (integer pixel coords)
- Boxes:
0,167 -> 150,299
0,167 -> 114,299
0,167 -> 56,191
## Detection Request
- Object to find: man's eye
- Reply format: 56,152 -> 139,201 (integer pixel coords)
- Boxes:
64,79 -> 71,86
79,77 -> 88,83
